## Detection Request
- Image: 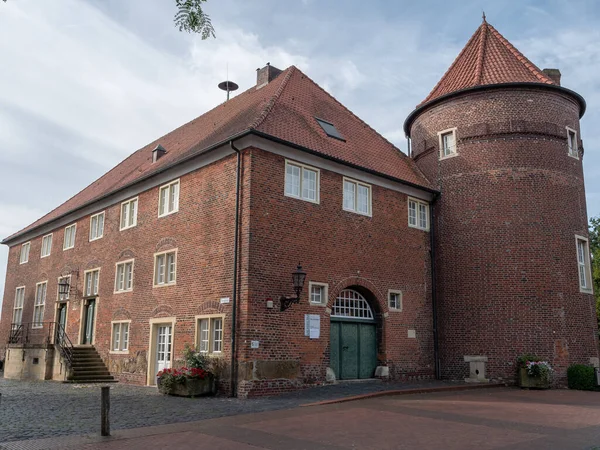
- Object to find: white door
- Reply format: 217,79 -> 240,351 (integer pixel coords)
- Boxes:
156,325 -> 172,374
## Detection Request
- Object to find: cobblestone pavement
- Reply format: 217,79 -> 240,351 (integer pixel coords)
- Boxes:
0,376 -> 465,443
3,387 -> 600,449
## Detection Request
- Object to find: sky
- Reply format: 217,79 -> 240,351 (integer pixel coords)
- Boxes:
0,0 -> 599,316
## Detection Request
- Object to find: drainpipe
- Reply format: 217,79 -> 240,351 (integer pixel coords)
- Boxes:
429,194 -> 441,379
229,140 -> 242,397
407,135 -> 412,158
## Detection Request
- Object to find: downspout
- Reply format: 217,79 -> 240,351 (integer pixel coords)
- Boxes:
429,194 -> 441,379
407,135 -> 412,158
229,140 -> 242,397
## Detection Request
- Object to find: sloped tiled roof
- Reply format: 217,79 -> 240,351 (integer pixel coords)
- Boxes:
419,19 -> 555,106
5,66 -> 433,243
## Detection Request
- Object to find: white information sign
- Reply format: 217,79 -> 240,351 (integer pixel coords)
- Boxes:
309,315 -> 320,339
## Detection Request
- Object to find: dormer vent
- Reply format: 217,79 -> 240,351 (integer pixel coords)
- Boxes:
152,144 -> 167,163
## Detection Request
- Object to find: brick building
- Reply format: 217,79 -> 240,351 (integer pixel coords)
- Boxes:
0,20 -> 597,396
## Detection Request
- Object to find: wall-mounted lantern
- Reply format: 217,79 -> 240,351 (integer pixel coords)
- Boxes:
58,278 -> 71,296
280,264 -> 307,312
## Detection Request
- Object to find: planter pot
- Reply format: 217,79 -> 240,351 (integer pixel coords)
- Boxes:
158,374 -> 216,397
519,368 -> 550,389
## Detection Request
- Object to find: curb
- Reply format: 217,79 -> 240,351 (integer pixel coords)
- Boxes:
301,383 -> 507,407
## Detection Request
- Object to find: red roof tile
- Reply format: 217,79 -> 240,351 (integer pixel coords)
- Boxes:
5,66 -> 432,242
419,20 -> 555,106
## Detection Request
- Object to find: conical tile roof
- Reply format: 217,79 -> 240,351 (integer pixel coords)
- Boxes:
419,19 -> 555,106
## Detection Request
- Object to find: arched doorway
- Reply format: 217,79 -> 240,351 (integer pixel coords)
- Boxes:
330,289 -> 378,380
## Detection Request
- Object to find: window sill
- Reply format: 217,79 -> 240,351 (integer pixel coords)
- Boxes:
342,207 -> 372,218
153,282 -> 176,288
63,247 -> 74,251
119,224 -> 137,231
408,224 -> 430,232
310,302 -> 327,307
568,153 -> 579,160
40,254 -> 51,259
109,350 -> 129,355
580,287 -> 593,294
440,152 -> 459,161
388,307 -> 403,312
19,261 -> 28,265
114,289 -> 134,295
158,209 -> 179,219
284,192 -> 320,205
89,236 -> 104,242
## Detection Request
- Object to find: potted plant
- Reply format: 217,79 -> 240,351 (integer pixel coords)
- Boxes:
157,345 -> 216,397
517,354 -> 552,389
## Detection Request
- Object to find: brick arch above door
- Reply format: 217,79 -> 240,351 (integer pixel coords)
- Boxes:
327,276 -> 388,316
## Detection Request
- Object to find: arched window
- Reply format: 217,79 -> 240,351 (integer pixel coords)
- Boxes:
331,289 -> 374,320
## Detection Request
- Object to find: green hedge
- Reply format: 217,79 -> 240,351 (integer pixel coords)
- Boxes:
567,364 -> 598,391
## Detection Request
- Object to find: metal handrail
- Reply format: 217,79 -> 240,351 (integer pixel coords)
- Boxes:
8,322 -> 74,369
54,322 -> 74,369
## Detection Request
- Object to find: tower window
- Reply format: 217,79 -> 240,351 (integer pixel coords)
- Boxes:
575,236 -> 592,292
408,198 -> 429,231
567,127 -> 578,159
438,128 -> 457,159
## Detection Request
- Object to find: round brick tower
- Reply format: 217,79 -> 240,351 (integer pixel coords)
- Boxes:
404,19 -> 598,384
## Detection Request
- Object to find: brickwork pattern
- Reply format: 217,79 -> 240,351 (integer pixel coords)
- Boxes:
409,87 -> 599,383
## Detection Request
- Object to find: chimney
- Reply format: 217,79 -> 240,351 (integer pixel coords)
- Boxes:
256,63 -> 282,89
542,68 -> 561,86
152,144 -> 167,163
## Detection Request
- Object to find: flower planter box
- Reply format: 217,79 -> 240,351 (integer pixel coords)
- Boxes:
158,374 -> 216,397
519,368 -> 550,389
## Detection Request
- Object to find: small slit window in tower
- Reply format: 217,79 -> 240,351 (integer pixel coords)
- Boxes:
315,118 -> 345,141
567,129 -> 578,158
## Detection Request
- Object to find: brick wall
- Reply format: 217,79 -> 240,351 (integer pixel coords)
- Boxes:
236,148 -> 435,396
409,87 -> 599,384
0,153 -> 241,387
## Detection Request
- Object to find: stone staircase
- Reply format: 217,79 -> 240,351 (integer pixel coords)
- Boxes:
66,346 -> 117,383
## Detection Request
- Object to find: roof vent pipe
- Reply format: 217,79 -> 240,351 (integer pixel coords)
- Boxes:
152,144 -> 167,163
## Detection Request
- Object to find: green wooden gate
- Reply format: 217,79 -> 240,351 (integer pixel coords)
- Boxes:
329,289 -> 378,380
330,321 -> 377,379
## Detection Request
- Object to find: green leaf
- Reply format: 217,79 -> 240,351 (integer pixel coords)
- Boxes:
174,0 -> 216,39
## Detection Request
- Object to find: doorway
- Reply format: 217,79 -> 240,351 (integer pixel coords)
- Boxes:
81,298 -> 96,344
156,325 -> 172,374
330,289 -> 378,380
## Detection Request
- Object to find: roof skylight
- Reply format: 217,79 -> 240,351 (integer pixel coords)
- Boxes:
315,118 -> 345,141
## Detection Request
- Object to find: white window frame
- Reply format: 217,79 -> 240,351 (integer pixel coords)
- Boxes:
438,127 -> 458,159
13,286 -> 25,327
114,259 -> 135,293
120,197 -> 139,230
20,242 -> 30,264
153,249 -> 177,287
63,224 -> 77,250
388,289 -> 403,311
33,281 -> 47,328
83,268 -> 101,297
566,127 -> 579,160
342,177 -> 372,217
284,160 -> 320,204
89,211 -> 105,241
195,314 -> 225,355
309,281 -> 328,306
575,235 -> 593,293
57,275 -> 71,301
110,320 -> 131,354
408,197 -> 430,231
158,179 -> 180,218
40,234 -> 53,258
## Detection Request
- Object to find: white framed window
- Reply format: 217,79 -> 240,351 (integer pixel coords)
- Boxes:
89,212 -> 105,241
84,269 -> 100,297
154,250 -> 177,287
196,315 -> 224,354
158,180 -> 180,217
111,321 -> 130,353
20,242 -> 30,264
388,290 -> 403,311
309,282 -> 328,306
120,197 -> 138,230
115,260 -> 134,293
575,235 -> 592,292
13,286 -> 25,327
343,178 -> 372,216
63,224 -> 76,250
408,197 -> 429,231
33,281 -> 47,328
40,234 -> 53,258
438,128 -> 457,159
58,275 -> 71,301
567,127 -> 579,159
284,160 -> 320,203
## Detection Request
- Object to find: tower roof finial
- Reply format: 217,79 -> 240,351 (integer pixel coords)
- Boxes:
482,11 -> 487,23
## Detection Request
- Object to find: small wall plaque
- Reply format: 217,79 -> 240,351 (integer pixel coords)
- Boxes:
220,297 -> 230,304
250,340 -> 259,349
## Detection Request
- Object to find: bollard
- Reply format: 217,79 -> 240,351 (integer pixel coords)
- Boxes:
101,386 -> 110,436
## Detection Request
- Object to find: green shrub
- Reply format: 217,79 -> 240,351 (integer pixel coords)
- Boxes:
567,364 -> 598,391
